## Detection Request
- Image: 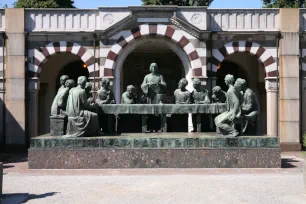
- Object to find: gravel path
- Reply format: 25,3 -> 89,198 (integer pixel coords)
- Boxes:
2,173 -> 306,204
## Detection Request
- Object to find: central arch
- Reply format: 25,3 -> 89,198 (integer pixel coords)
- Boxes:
103,24 -> 204,79
111,36 -> 194,103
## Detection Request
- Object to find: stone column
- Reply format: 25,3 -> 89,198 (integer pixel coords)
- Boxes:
28,77 -> 40,138
279,9 -> 301,151
302,77 -> 306,135
265,77 -> 278,137
206,76 -> 217,93
0,77 -> 4,145
88,77 -> 100,102
4,8 -> 26,146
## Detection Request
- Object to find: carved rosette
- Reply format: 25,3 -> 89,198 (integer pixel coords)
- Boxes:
103,14 -> 114,25
265,78 -> 278,92
191,13 -> 202,25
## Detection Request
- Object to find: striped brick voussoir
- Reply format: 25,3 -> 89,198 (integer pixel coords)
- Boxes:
28,41 -> 96,77
211,41 -> 277,77
104,24 -> 203,78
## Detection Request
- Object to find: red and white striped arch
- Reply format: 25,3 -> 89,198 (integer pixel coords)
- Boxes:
103,24 -> 203,78
28,41 -> 97,78
211,41 -> 277,77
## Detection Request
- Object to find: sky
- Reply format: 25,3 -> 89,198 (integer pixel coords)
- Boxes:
0,0 -> 263,8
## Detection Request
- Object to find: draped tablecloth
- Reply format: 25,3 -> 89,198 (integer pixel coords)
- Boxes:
99,104 -> 227,115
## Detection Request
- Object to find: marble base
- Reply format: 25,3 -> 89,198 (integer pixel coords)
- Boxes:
28,134 -> 281,169
28,148 -> 280,169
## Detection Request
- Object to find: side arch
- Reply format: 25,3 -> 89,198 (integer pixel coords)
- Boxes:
103,24 -> 203,78
28,41 -> 96,77
211,41 -> 277,77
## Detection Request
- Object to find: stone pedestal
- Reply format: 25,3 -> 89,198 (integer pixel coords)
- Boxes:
28,134 -> 281,169
50,115 -> 67,136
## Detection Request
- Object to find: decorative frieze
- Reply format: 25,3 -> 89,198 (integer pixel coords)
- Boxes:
208,9 -> 279,31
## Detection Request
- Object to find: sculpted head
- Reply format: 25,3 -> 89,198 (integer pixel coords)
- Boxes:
101,78 -> 111,89
224,74 -> 235,86
85,82 -> 92,94
65,79 -> 75,89
60,75 -> 69,86
149,63 -> 159,74
234,78 -> 247,92
212,86 -> 222,94
77,76 -> 87,89
126,85 -> 136,97
178,78 -> 188,89
193,78 -> 201,89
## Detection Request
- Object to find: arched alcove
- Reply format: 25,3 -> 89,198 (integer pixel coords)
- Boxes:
112,36 -> 193,103
38,53 -> 89,135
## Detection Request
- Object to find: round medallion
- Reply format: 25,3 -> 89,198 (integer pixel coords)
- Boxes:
103,14 -> 114,24
191,14 -> 202,25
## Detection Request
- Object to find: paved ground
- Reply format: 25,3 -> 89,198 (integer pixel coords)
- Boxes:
1,153 -> 306,204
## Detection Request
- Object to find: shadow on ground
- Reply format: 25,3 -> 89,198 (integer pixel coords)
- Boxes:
281,158 -> 299,168
0,192 -> 58,204
0,154 -> 28,169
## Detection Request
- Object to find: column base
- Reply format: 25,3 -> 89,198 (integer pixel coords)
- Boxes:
280,142 -> 301,151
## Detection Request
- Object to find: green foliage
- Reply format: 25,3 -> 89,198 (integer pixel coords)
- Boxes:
263,0 -> 306,8
142,0 -> 214,6
14,0 -> 75,8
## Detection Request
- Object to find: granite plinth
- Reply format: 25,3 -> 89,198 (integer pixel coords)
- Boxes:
50,115 -> 67,136
29,134 -> 281,169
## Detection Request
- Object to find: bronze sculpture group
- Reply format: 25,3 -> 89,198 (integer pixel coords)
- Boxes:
51,62 -> 259,138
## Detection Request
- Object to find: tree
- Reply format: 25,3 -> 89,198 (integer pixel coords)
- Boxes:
263,0 -> 306,8
142,0 -> 214,6
14,0 -> 75,8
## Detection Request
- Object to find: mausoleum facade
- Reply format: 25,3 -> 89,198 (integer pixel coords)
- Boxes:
0,6 -> 304,151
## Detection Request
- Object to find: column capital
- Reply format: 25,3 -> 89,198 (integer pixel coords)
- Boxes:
28,77 -> 40,92
265,77 -> 278,92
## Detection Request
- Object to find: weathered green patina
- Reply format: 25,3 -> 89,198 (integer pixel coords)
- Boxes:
30,134 -> 280,149
64,76 -> 101,138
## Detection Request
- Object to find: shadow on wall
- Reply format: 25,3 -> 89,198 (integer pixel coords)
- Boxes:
0,97 -> 26,153
1,192 -> 59,204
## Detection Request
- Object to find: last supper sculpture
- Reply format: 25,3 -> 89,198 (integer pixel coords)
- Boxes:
49,64 -> 260,138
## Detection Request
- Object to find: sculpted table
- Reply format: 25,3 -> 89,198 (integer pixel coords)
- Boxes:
100,104 -> 227,133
